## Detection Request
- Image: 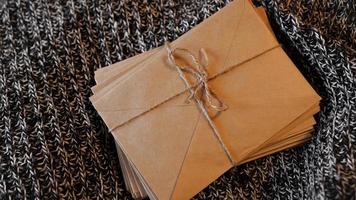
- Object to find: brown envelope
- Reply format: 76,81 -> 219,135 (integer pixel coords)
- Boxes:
92,7 -> 286,199
91,0 -> 320,199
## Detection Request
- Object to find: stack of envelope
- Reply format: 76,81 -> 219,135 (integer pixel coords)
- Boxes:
90,0 -> 321,199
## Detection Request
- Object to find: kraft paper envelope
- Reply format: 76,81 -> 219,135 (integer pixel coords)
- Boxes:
91,1 -> 321,199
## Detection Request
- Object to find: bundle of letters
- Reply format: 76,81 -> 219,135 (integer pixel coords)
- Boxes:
90,1 -> 321,199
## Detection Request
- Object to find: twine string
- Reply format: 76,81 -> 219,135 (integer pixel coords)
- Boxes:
165,42 -> 236,166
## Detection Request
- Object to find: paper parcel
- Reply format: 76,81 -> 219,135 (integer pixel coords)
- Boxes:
90,0 -> 321,199
90,5 -> 316,199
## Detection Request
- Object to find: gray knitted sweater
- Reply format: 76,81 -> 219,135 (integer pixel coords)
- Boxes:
0,0 -> 355,199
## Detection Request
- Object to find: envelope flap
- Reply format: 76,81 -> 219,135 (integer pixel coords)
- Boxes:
93,0 -> 279,131
170,112 -> 233,200
113,93 -> 209,200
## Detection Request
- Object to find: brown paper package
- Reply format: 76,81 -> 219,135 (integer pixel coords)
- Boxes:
90,0 -> 320,199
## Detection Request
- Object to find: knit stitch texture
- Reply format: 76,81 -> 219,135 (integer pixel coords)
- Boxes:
0,0 -> 355,199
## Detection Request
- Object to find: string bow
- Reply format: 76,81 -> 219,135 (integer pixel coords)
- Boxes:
165,42 -> 236,165
165,42 -> 228,117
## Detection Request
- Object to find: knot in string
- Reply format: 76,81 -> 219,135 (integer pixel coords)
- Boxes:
165,42 -> 228,117
164,42 -> 236,165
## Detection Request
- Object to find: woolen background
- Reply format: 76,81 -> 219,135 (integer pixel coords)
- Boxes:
0,0 -> 355,199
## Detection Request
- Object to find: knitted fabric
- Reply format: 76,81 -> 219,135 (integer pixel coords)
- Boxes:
0,0 -> 355,199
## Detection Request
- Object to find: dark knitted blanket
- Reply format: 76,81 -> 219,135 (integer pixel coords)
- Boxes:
0,0 -> 355,199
